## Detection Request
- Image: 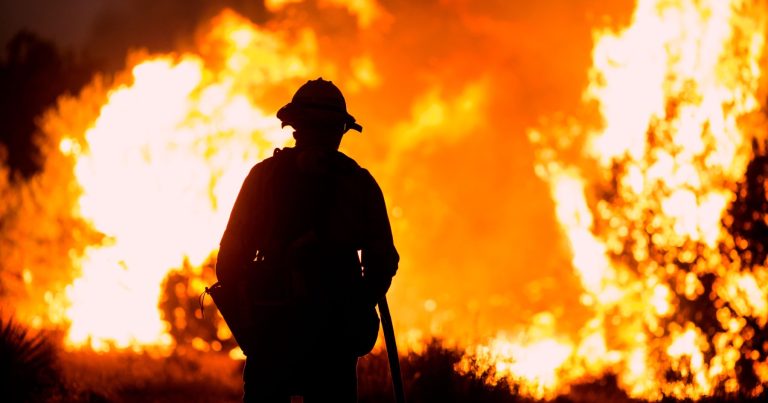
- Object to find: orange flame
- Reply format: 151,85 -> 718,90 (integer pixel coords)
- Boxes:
491,0 -> 768,399
5,0 -> 768,399
60,11 -> 302,351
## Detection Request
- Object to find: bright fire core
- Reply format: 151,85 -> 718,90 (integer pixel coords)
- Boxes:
10,0 -> 768,400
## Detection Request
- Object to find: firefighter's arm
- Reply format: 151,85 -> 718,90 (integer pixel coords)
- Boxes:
360,173 -> 399,305
216,165 -> 261,286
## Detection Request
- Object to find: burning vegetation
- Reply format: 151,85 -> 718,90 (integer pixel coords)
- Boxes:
2,0 -> 768,401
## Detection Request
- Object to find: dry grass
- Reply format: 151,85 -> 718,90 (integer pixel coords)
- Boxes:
3,320 -> 767,402
59,349 -> 242,402
56,344 -> 768,403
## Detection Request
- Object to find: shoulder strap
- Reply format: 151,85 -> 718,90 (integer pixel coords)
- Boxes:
249,148 -> 285,256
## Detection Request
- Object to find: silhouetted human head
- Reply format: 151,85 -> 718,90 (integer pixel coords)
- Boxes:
277,78 -> 362,149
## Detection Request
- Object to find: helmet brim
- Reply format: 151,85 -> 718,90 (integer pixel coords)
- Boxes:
277,102 -> 362,133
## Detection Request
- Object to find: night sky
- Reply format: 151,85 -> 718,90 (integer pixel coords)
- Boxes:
0,0 -> 115,48
1,0 -> 269,66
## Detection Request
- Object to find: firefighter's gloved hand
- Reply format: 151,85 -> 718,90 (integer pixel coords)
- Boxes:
364,274 -> 392,306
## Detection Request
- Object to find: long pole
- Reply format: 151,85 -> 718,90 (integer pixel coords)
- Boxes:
378,297 -> 405,403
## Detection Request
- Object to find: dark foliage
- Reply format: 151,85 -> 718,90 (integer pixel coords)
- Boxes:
555,375 -> 640,403
367,342 -> 642,402
0,315 -> 61,402
397,339 -> 527,403
642,138 -> 768,397
727,139 -> 768,267
718,138 -> 768,395
0,31 -> 94,179
160,257 -> 239,354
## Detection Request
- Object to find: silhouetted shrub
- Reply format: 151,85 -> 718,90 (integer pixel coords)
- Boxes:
0,315 -> 61,401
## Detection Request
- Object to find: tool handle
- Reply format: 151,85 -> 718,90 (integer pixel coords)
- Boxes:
378,297 -> 406,403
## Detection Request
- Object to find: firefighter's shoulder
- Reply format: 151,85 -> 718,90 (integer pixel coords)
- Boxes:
250,147 -> 290,172
334,150 -> 372,175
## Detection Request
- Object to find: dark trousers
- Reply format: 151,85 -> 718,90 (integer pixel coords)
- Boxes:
242,353 -> 358,403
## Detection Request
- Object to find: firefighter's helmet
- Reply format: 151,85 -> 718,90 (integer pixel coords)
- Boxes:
277,78 -> 363,133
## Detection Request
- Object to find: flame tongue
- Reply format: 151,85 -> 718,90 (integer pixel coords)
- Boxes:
62,13 -> 299,351
468,0 -> 768,399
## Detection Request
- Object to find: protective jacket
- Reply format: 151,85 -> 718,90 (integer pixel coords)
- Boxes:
216,146 -> 399,357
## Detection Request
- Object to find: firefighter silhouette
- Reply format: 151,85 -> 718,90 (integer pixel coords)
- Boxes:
216,78 -> 399,402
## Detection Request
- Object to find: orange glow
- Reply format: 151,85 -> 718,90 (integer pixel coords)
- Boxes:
62,13 -> 296,351
459,313 -> 574,399
4,0 -> 768,399
523,0 -> 768,399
